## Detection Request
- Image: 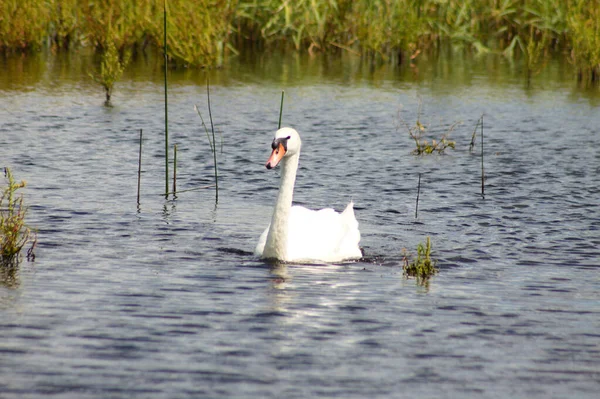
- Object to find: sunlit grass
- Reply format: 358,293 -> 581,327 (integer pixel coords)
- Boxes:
0,0 -> 598,81
1,168 -> 36,267
402,236 -> 438,284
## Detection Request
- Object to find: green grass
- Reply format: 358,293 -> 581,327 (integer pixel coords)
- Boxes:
1,168 -> 36,267
0,0 -> 598,82
399,101 -> 458,155
402,236 -> 438,284
90,38 -> 131,106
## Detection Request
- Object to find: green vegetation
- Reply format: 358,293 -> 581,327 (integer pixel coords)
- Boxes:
399,102 -> 458,155
90,39 -> 131,106
1,168 -> 36,267
0,1 -> 598,82
402,236 -> 438,283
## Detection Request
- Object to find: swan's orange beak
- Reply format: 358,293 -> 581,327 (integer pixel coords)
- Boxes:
266,141 -> 286,169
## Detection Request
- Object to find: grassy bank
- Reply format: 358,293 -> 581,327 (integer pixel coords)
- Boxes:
0,0 -> 598,82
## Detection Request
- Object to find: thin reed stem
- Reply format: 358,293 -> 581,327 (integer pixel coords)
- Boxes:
278,90 -> 285,129
415,173 -> 421,219
137,129 -> 143,205
173,143 -> 177,196
163,0 -> 169,197
207,78 -> 218,203
469,115 -> 482,153
481,114 -> 485,198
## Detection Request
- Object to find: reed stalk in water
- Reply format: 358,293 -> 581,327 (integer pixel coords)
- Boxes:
415,173 -> 421,219
3,1 -> 599,82
278,90 -> 285,129
173,143 -> 177,196
163,0 -> 170,197
480,114 -> 485,198
469,115 -> 483,153
194,79 -> 219,203
207,79 -> 218,203
137,129 -> 143,205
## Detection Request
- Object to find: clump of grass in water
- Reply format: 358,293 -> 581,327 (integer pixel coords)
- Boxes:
402,236 -> 438,283
1,168 -> 36,267
91,38 -> 131,106
399,101 -> 458,155
82,0 -> 137,105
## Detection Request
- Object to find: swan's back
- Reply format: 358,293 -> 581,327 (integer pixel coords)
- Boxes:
255,202 -> 362,263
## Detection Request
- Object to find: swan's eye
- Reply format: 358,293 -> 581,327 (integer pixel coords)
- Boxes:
271,136 -> 291,151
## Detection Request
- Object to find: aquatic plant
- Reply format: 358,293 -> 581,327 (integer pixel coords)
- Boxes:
567,0 -> 600,83
1,0 -> 599,82
524,28 -> 550,84
91,38 -> 131,106
163,0 -> 170,196
469,113 -> 485,197
399,102 -> 458,155
49,0 -> 79,50
0,0 -> 50,51
161,0 -> 236,67
278,90 -> 285,129
194,79 -> 220,203
402,236 -> 438,283
1,168 -> 36,267
137,129 -> 143,205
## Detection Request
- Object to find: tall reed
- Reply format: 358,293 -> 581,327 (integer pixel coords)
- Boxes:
206,79 -> 218,203
194,79 -> 219,203
163,0 -> 169,197
1,0 -> 599,81
278,90 -> 285,129
137,129 -> 143,205
0,0 -> 49,51
173,143 -> 177,196
1,168 -> 35,266
567,0 -> 600,82
480,114 -> 485,198
415,173 -> 421,219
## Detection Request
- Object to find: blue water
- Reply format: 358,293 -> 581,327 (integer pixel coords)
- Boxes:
1,52 -> 599,398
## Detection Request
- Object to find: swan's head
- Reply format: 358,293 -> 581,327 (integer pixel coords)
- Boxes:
266,127 -> 301,169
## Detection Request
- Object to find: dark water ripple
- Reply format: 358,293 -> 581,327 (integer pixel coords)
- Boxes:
1,68 -> 600,398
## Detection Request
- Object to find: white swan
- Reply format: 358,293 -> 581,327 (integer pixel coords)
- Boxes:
255,127 -> 362,263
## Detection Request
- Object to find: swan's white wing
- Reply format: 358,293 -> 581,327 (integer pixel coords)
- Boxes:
254,227 -> 269,257
286,202 -> 361,263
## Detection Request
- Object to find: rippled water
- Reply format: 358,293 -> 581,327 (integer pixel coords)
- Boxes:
1,52 -> 599,398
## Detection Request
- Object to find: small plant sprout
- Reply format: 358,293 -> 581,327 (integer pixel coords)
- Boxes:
402,236 -> 438,284
399,101 -> 459,155
1,168 -> 36,267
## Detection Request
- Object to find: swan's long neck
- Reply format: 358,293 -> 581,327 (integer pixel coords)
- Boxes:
263,151 -> 299,260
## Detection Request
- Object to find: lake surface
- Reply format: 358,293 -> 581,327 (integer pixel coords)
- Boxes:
1,51 -> 599,398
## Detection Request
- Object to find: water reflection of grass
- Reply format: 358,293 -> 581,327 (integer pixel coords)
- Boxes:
0,1 -> 598,83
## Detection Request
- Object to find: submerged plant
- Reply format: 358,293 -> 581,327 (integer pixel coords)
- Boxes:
1,168 -> 36,267
402,236 -> 438,283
